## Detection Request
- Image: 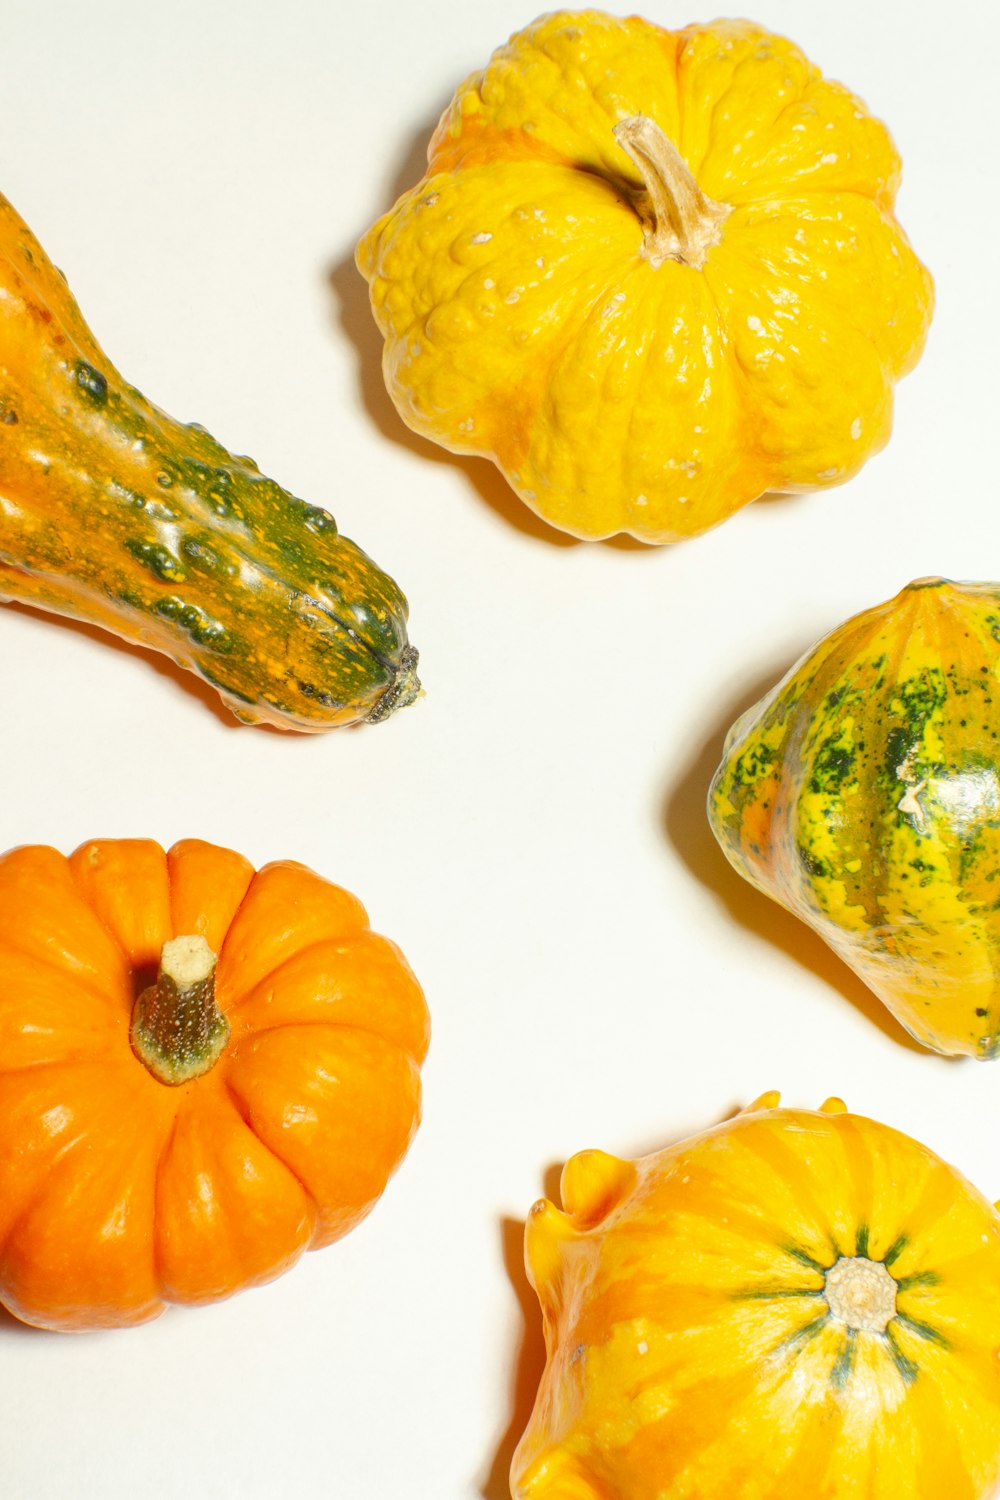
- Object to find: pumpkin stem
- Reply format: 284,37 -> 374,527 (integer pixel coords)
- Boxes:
823,1256 -> 898,1334
130,934 -> 229,1086
613,115 -> 730,270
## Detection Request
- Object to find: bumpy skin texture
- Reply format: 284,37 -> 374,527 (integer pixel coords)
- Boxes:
710,579 -> 1000,1059
0,838 -> 430,1330
358,11 -> 933,543
0,193 -> 420,730
511,1095 -> 1000,1500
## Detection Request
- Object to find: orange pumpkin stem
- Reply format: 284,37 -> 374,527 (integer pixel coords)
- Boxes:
613,115 -> 730,270
130,934 -> 229,1086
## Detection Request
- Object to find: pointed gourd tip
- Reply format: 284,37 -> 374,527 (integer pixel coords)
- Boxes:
524,1199 -> 575,1288
746,1089 -> 781,1112
899,576 -> 965,616
906,576 -> 949,591
559,1149 -> 636,1225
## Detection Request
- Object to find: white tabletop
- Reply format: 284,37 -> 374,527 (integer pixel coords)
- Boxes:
0,2 -> 996,1495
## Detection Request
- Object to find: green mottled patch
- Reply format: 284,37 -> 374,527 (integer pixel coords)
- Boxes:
154,596 -> 231,651
74,360 -> 108,405
728,740 -> 777,795
124,539 -> 186,583
809,736 -> 856,796
881,671 -> 948,794
798,847 -> 833,880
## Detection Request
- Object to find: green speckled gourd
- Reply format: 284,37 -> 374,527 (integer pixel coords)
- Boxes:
0,192 -> 419,730
709,579 -> 1000,1059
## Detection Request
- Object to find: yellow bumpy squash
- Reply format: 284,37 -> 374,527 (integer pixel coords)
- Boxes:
512,1094 -> 1000,1500
358,11 -> 933,543
709,578 -> 1000,1058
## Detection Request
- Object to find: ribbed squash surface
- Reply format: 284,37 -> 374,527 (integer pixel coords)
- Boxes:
512,1095 -> 1000,1500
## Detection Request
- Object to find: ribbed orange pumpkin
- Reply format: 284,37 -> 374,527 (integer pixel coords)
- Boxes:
512,1094 -> 1000,1499
0,837 -> 430,1331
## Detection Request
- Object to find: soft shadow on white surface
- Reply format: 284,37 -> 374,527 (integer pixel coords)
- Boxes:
0,1304 -> 39,1338
478,1212 -> 550,1500
2,601 -> 250,734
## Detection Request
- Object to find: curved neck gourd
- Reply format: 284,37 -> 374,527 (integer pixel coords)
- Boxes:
0,194 -> 419,730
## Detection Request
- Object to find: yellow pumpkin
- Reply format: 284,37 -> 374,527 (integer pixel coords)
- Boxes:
511,1094 -> 1000,1500
357,11 -> 933,543
709,578 -> 1000,1059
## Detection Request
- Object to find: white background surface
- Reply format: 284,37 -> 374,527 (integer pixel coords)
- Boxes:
0,1 -> 997,1494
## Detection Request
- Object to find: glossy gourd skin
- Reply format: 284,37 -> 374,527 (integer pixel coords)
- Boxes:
358,11 -> 933,544
0,838 -> 430,1330
710,579 -> 1000,1059
0,193 -> 419,730
512,1094 -> 1000,1500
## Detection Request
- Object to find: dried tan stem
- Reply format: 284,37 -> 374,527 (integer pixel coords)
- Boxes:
613,115 -> 730,270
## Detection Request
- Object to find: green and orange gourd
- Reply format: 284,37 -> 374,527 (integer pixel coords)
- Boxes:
0,193 -> 419,730
710,579 -> 1000,1058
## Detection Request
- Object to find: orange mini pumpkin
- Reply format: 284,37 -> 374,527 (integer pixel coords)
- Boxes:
0,837 -> 430,1331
